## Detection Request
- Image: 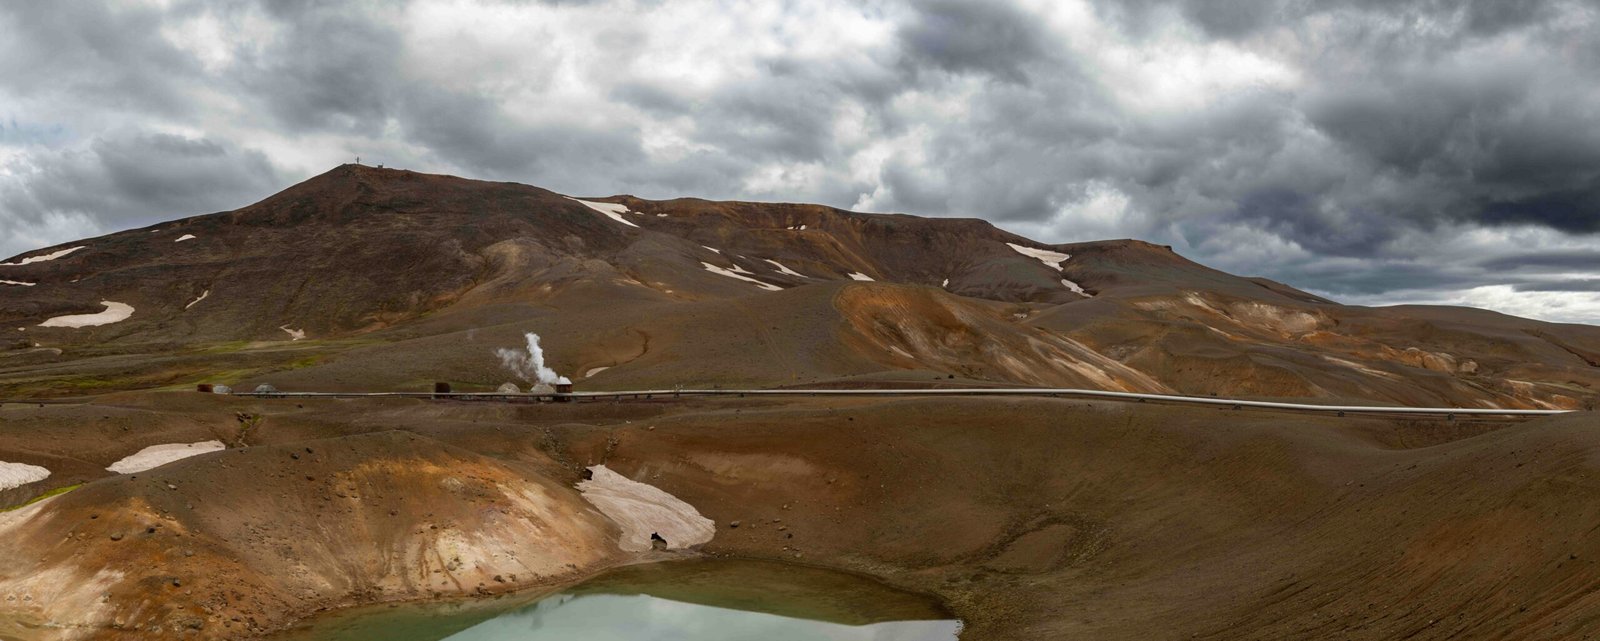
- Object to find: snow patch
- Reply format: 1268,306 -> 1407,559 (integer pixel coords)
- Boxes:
0,461 -> 50,491
174,234 -> 197,243
787,224 -> 807,230
184,290 -> 209,310
941,278 -> 949,288
848,272 -> 874,281
279,325 -> 306,341
1062,279 -> 1091,296
702,246 -> 721,254
763,259 -> 808,278
39,301 -> 134,328
1006,242 -> 1071,271
1,280 -> 34,287
568,197 -> 638,228
585,366 -> 610,377
578,465 -> 715,552
1,246 -> 84,267
106,441 -> 226,474
702,262 -> 782,291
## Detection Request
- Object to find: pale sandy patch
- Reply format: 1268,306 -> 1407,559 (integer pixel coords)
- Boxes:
585,366 -> 610,377
39,301 -> 134,328
578,465 -> 714,552
106,441 -> 225,474
280,325 -> 307,340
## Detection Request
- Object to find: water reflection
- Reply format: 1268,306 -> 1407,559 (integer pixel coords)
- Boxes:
272,560 -> 961,641
438,592 -> 959,640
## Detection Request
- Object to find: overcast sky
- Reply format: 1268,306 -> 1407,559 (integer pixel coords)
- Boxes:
2,0 -> 1599,322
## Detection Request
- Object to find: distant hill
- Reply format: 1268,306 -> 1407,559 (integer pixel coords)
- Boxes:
3,164 -> 1597,409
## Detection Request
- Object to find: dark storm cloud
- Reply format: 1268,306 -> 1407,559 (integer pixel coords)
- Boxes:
1516,279 -> 1600,293
1480,251 -> 1600,272
2,132 -> 283,228
239,1 -> 410,135
0,2 -> 201,117
399,88 -> 647,184
1100,0 -> 1575,40
3,0 -> 1600,320
896,0 -> 1051,84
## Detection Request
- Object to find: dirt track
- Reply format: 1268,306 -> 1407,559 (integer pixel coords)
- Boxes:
4,393 -> 1600,639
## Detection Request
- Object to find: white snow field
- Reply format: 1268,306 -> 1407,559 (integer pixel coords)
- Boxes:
280,325 -> 307,341
764,259 -> 808,278
38,301 -> 134,328
701,262 -> 782,291
1,246 -> 83,267
106,441 -> 226,474
0,280 -> 35,287
1006,242 -> 1071,270
0,462 -> 50,491
568,197 -> 639,228
848,272 -> 874,281
578,465 -> 715,552
174,234 -> 197,242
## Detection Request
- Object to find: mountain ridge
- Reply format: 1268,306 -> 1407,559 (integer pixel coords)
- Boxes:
1,165 -> 1596,410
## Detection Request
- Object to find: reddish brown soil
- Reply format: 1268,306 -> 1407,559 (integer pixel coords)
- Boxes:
3,393 -> 1598,640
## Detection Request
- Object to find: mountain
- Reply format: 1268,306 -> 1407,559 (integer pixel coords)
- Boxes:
3,164 -> 1597,409
7,165 -> 1600,641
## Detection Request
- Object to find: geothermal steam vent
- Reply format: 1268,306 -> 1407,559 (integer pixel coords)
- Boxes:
578,465 -> 715,552
495,332 -> 571,393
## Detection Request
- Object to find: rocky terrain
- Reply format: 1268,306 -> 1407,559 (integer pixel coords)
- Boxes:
2,394 -> 1599,640
2,165 -> 1597,409
3,166 -> 1600,640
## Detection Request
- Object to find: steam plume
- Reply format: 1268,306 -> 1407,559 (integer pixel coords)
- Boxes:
494,332 -> 570,387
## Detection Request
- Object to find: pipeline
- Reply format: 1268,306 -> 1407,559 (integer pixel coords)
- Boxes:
236,387 -> 1574,419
